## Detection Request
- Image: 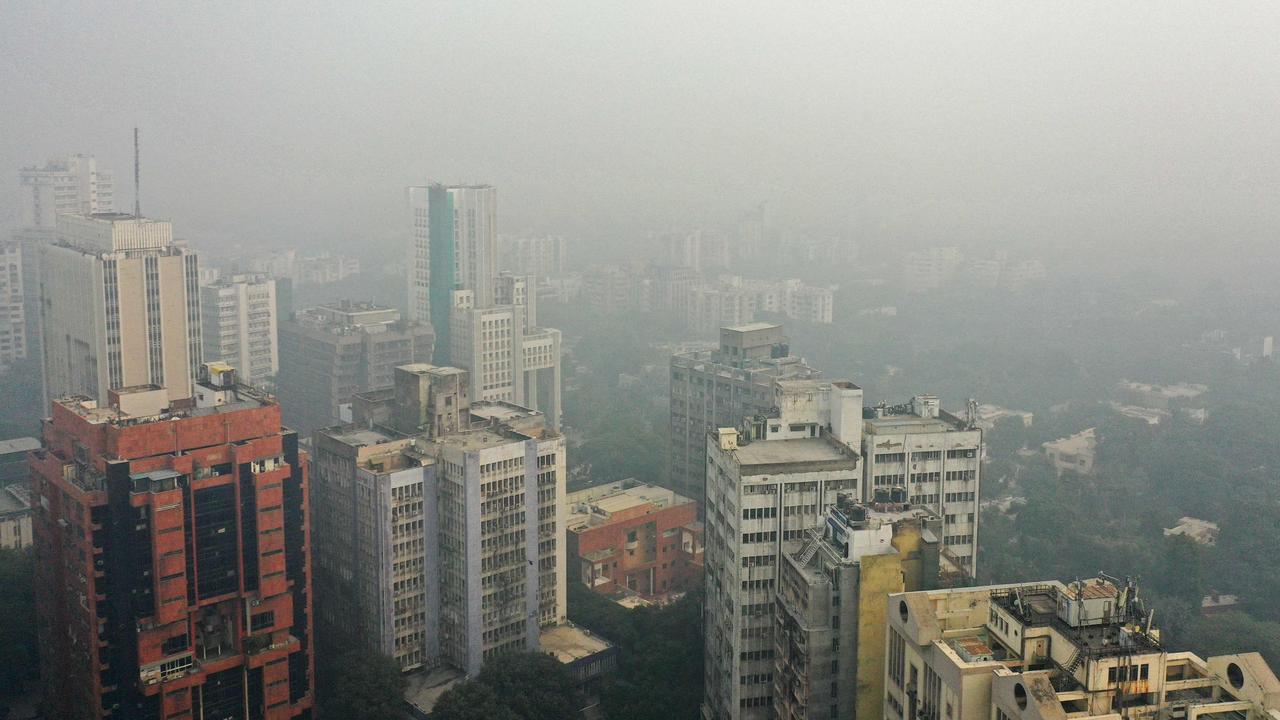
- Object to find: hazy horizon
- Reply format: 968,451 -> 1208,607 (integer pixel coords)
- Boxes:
3,2 -> 1278,277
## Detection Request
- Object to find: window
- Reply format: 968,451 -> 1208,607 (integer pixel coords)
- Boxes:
161,634 -> 187,656
251,611 -> 275,633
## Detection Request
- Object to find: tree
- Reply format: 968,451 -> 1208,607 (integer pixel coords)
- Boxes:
0,548 -> 37,700
431,681 -> 518,720
321,649 -> 406,720
476,652 -> 578,720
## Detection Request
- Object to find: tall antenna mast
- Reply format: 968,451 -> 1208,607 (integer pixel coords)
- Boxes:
133,127 -> 141,218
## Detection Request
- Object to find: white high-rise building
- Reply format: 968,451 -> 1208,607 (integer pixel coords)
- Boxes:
0,241 -> 25,367
312,364 -> 566,676
200,273 -> 279,386
449,274 -> 561,430
408,184 -> 499,333
497,234 -> 567,279
702,379 -> 864,720
41,213 -> 201,405
15,155 -> 116,378
861,395 -> 982,580
18,155 -> 116,228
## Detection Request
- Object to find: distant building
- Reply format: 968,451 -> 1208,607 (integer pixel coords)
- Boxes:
276,302 -> 434,433
0,436 -> 40,485
1043,427 -> 1097,476
1164,516 -> 1220,546
449,277 -> 562,430
1116,380 -> 1208,411
774,495 -> 955,720
565,480 -> 702,601
0,484 -> 32,550
703,379 -> 863,720
886,578 -> 1280,720
974,403 -> 1034,431
862,395 -> 982,579
407,184 -> 499,348
0,240 -> 25,368
14,154 -> 116,375
41,214 -> 202,406
498,234 -> 568,279
31,365 -> 314,719
669,323 -> 820,508
200,273 -> 279,386
903,247 -> 964,292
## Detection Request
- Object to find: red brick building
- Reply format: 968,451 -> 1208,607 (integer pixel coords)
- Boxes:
566,481 -> 703,600
31,368 -> 314,720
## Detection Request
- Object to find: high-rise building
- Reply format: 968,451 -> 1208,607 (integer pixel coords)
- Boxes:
0,240 -> 25,367
18,154 -> 116,228
702,379 -> 864,720
200,273 -> 279,387
497,234 -> 567,279
15,155 -> 116,373
449,277 -> 562,430
407,184 -> 498,359
861,395 -> 982,580
669,323 -> 820,508
30,365 -> 314,720
773,495 -> 954,720
885,578 -> 1280,720
275,301 -> 433,434
41,213 -> 202,406
311,363 -> 566,676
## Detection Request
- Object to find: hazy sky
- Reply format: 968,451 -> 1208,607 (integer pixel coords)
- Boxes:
3,2 -> 1278,268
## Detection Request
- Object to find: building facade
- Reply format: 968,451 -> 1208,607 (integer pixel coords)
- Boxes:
565,480 -> 702,601
30,366 -> 314,720
886,578 -> 1280,720
0,240 -> 24,367
276,301 -> 433,434
669,323 -> 820,508
449,281 -> 562,430
774,495 -> 948,720
702,378 -> 863,720
861,395 -> 982,580
41,214 -> 202,406
312,363 -> 566,677
408,184 -> 498,358
0,483 -> 32,550
200,273 -> 279,386
497,234 -> 567,279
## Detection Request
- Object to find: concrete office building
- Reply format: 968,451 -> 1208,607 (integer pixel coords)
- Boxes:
15,155 -> 116,371
41,214 -> 202,406
1043,428 -> 1098,476
30,365 -> 314,720
0,436 -> 40,485
670,323 -> 820,508
862,395 -> 982,580
407,184 -> 498,359
0,240 -> 24,367
885,578 -> 1280,720
0,484 -> 32,550
449,278 -> 562,430
774,494 -> 952,720
702,378 -> 863,720
498,234 -> 567,279
200,273 -> 279,386
312,363 -> 566,677
276,301 -> 433,434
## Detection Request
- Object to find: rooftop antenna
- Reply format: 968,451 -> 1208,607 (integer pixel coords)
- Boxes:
133,127 -> 141,218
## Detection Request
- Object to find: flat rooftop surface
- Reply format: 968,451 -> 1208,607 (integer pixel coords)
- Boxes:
470,401 -> 537,423
865,415 -> 956,434
403,665 -> 465,714
724,322 -> 780,333
322,427 -> 396,448
0,437 -> 40,455
734,437 -> 853,467
539,624 -> 613,664
0,486 -> 30,514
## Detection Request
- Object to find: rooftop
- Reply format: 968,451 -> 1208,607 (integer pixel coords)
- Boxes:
724,321 -> 780,333
538,623 -> 614,665
567,482 -> 693,531
320,426 -> 397,449
0,485 -> 31,515
56,383 -> 275,426
732,436 -> 855,471
864,414 -> 956,434
403,665 -> 465,716
0,437 -> 40,455
470,401 -> 539,423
